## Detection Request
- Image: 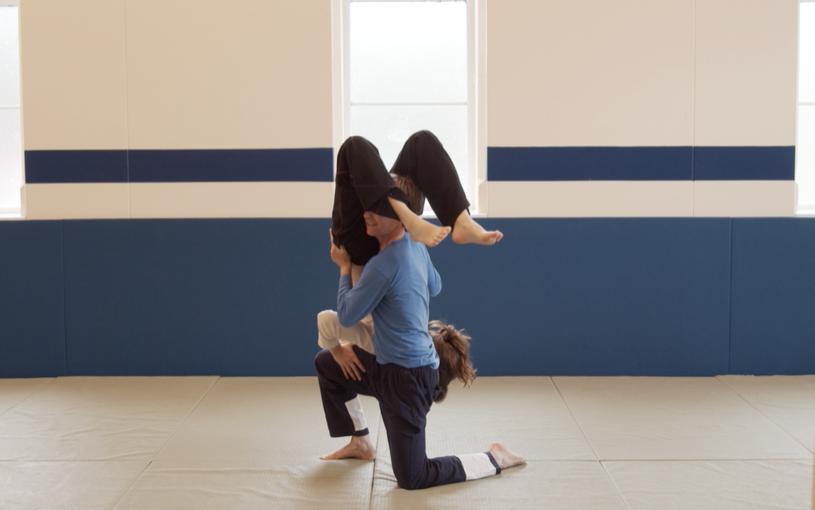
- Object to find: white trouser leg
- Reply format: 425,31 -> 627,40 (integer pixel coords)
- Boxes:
317,310 -> 374,354
457,453 -> 500,480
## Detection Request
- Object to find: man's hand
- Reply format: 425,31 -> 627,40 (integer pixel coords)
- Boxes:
330,341 -> 366,381
329,230 -> 352,275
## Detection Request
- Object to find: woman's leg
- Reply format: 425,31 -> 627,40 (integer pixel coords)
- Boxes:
332,136 -> 401,266
317,309 -> 373,354
390,130 -> 502,245
333,135 -> 449,248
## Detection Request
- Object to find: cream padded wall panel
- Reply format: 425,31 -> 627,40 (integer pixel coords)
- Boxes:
487,182 -> 693,217
125,0 -> 332,150
20,0 -> 128,150
487,0 -> 693,147
694,0 -> 797,146
129,182 -> 333,218
693,181 -> 794,217
23,184 -> 130,219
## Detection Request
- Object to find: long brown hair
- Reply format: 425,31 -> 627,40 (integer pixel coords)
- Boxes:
429,320 -> 476,403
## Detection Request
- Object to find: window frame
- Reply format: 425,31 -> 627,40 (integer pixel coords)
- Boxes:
330,0 -> 486,213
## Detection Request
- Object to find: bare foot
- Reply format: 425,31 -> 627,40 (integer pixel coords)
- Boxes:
388,198 -> 451,247
320,435 -> 376,461
487,442 -> 525,469
451,211 -> 503,245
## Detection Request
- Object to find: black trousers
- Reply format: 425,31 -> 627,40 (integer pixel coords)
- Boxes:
331,131 -> 471,266
314,347 -> 467,490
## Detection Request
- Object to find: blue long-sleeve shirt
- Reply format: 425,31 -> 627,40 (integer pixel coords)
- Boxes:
337,233 -> 441,369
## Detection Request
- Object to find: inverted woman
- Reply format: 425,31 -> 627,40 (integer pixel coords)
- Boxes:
331,130 -> 502,273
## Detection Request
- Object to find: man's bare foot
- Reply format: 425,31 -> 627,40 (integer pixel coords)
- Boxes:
320,434 -> 376,461
487,442 -> 525,469
388,197 -> 451,247
451,211 -> 503,245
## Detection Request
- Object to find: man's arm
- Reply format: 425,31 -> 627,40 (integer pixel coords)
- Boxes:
337,268 -> 389,328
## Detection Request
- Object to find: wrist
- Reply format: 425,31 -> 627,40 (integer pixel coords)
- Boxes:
339,265 -> 351,276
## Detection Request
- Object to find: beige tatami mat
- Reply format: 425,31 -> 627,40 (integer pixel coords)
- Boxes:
113,459 -> 374,510
604,460 -> 813,510
0,460 -> 149,510
0,378 -> 53,415
0,377 -> 217,460
718,375 -> 815,453
153,377 -> 381,464
420,377 -> 595,461
552,377 -> 812,460
371,459 -> 627,510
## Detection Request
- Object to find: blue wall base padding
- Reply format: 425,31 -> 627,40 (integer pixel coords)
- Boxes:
429,219 -> 731,376
63,219 -> 338,376
0,221 -> 67,377
729,219 -> 815,375
2,217 -> 813,378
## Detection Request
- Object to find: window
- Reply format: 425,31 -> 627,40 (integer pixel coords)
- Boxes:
0,0 -> 21,218
797,0 -> 815,214
332,0 -> 484,212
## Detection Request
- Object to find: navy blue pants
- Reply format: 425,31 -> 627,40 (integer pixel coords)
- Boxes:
314,346 -> 467,490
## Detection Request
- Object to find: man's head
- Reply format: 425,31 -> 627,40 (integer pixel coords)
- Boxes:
363,210 -> 403,240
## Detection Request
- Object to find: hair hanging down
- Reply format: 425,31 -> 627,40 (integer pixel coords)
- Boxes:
428,320 -> 476,403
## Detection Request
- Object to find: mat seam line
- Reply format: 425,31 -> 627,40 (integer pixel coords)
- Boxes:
598,460 -> 633,510
713,376 -> 814,455
0,378 -> 58,419
149,376 -> 221,461
109,460 -> 152,510
550,378 -> 632,509
550,377 -> 600,461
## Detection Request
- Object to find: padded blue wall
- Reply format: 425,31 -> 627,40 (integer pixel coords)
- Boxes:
0,221 -> 66,377
429,219 -> 732,376
62,219 -> 336,376
1,217 -> 813,378
730,218 -> 815,374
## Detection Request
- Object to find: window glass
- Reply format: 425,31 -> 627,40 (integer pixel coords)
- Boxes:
0,5 -> 21,216
797,106 -> 815,208
350,2 -> 466,104
0,6 -> 20,106
799,3 -> 814,103
798,2 -> 815,212
350,104 -> 467,173
0,108 -> 21,211
349,1 -> 469,211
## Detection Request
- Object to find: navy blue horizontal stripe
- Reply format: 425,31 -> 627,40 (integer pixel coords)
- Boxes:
487,146 -> 693,181
25,150 -> 128,183
694,146 -> 795,180
129,148 -> 334,182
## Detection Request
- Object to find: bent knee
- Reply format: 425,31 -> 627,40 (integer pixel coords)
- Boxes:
409,130 -> 441,147
317,309 -> 337,326
313,348 -> 334,374
395,473 -> 430,491
342,135 -> 372,151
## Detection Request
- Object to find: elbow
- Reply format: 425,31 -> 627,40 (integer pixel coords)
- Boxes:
336,309 -> 355,329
